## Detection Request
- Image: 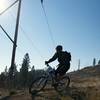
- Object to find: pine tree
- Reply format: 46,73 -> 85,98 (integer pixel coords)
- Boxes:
31,65 -> 35,79
98,60 -> 100,65
4,66 -> 8,76
20,53 -> 30,87
93,58 -> 96,67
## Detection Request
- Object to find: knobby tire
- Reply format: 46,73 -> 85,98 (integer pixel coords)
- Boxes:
29,76 -> 47,94
54,75 -> 70,92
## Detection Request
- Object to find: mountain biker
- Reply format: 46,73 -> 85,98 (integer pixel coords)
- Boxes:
45,45 -> 71,79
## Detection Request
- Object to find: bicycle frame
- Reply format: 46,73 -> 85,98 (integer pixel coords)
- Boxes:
29,64 -> 70,94
44,64 -> 56,85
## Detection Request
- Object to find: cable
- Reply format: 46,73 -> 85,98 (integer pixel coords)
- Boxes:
20,25 -> 44,59
0,0 -> 45,60
9,11 -> 45,60
41,0 -> 56,47
0,0 -> 19,16
0,25 -> 24,57
0,24 -> 15,45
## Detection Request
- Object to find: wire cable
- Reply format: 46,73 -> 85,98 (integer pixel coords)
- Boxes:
0,0 -> 45,60
0,24 -> 24,57
0,0 -> 19,16
41,0 -> 56,48
19,25 -> 44,59
0,24 -> 15,45
8,10 -> 45,60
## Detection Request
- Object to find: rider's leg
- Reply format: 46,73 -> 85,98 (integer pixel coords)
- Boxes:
55,64 -> 70,80
55,64 -> 64,81
55,64 -> 61,79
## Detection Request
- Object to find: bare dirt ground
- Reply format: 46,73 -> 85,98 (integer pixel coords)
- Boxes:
1,85 -> 100,100
0,65 -> 100,100
0,83 -> 100,100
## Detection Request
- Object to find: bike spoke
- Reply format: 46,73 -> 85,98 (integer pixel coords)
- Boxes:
54,76 -> 70,92
29,76 -> 47,94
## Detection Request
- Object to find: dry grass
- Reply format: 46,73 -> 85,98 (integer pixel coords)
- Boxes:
0,65 -> 100,100
0,85 -> 100,100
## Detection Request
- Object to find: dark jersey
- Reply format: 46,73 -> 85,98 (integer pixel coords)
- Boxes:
48,51 -> 71,65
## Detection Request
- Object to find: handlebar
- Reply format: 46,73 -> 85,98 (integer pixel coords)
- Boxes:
45,61 -> 50,67
45,63 -> 50,67
45,63 -> 55,75
45,63 -> 54,69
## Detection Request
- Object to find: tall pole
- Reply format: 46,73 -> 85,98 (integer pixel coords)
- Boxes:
78,59 -> 80,70
10,0 -> 21,78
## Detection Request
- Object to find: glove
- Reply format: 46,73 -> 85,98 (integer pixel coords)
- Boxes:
45,61 -> 49,65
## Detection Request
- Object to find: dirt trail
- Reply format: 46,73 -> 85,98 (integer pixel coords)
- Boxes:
1,83 -> 100,100
1,65 -> 100,100
7,87 -> 85,100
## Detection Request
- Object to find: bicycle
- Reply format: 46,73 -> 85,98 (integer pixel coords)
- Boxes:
29,64 -> 70,94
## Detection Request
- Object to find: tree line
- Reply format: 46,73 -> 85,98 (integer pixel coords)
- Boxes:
0,54 -> 100,89
0,53 -> 45,89
93,58 -> 100,66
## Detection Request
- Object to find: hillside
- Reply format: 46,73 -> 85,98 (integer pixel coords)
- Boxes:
0,65 -> 100,100
68,65 -> 100,100
69,65 -> 100,87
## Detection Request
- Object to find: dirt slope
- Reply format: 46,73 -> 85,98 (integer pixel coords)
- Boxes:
0,65 -> 100,100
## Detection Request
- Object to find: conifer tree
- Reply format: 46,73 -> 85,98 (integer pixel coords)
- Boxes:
93,58 -> 96,67
20,53 -> 30,87
98,60 -> 100,65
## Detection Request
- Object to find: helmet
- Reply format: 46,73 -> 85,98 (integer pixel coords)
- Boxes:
56,45 -> 63,51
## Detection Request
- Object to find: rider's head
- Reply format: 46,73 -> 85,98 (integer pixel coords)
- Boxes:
56,45 -> 63,52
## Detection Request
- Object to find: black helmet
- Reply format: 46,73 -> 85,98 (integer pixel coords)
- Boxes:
56,45 -> 63,51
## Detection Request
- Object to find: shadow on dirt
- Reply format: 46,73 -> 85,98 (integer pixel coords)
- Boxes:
30,87 -> 87,100
0,96 -> 10,100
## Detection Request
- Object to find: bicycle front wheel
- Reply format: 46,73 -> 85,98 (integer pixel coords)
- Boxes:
54,75 -> 70,92
29,76 -> 47,94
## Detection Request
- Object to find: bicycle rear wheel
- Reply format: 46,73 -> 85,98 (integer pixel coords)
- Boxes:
29,76 -> 47,94
54,75 -> 70,92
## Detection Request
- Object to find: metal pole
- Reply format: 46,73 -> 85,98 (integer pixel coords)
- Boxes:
0,25 -> 15,45
10,0 -> 21,77
78,59 -> 80,70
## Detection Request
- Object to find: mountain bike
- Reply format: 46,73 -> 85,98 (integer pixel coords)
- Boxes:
29,64 -> 70,94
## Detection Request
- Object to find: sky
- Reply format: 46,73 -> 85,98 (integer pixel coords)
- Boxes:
0,0 -> 100,73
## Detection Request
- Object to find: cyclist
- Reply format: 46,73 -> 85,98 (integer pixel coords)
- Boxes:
45,45 -> 71,79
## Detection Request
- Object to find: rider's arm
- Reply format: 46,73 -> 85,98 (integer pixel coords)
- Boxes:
47,53 -> 57,63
